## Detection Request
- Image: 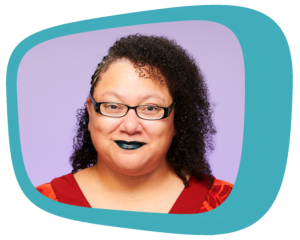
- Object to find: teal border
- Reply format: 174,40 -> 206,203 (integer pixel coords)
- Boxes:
7,5 -> 292,235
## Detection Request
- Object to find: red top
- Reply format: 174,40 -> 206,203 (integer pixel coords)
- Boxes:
36,173 -> 233,214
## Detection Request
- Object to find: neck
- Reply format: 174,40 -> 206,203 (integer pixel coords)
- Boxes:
89,156 -> 180,200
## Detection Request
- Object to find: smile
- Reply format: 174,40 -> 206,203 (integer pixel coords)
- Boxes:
114,140 -> 146,150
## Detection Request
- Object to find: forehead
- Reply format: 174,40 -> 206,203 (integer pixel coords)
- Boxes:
93,59 -> 172,103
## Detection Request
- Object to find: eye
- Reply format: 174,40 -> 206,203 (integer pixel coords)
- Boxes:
107,104 -> 118,109
103,103 -> 125,111
141,106 -> 160,112
145,106 -> 156,111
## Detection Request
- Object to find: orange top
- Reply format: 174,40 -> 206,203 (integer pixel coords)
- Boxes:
36,178 -> 233,213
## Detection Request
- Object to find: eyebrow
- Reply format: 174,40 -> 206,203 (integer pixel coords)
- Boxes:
98,91 -> 166,103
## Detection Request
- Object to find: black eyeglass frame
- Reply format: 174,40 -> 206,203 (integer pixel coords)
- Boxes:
89,94 -> 176,120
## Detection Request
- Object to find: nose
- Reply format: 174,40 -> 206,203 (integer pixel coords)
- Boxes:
120,109 -> 141,134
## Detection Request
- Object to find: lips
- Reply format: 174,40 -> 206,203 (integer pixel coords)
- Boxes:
114,140 -> 146,150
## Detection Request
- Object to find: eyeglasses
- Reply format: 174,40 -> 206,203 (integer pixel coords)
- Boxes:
89,94 -> 175,120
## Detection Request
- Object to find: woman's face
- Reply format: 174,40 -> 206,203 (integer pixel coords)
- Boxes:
87,59 -> 176,177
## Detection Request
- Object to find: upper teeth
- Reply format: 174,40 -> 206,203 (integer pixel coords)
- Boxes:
124,144 -> 134,148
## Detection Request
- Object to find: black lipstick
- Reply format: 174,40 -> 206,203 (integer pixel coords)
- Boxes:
114,140 -> 146,150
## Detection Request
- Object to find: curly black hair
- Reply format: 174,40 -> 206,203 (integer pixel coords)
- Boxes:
70,34 -> 216,189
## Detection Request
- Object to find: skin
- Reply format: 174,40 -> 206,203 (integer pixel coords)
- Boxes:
74,58 -> 187,213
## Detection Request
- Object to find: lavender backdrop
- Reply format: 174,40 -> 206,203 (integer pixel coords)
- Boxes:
17,21 -> 244,187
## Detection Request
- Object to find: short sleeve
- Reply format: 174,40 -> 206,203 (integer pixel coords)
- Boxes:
199,179 -> 233,213
36,183 -> 58,202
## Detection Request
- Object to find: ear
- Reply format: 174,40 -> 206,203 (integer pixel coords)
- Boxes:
86,97 -> 92,131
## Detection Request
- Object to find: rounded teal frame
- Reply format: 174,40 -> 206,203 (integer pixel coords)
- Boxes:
6,5 -> 292,235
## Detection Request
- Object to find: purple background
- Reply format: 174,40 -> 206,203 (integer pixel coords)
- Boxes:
17,21 -> 244,187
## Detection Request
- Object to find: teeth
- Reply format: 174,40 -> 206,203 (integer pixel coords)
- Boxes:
124,144 -> 134,149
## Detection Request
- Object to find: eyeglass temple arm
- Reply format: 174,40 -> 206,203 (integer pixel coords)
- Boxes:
163,102 -> 176,118
89,94 -> 99,112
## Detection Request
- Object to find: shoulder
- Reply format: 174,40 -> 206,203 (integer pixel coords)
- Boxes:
199,178 -> 233,213
35,173 -> 91,208
36,183 -> 58,201
35,173 -> 75,201
210,179 -> 234,196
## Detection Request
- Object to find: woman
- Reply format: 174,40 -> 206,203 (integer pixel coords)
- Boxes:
37,34 -> 233,214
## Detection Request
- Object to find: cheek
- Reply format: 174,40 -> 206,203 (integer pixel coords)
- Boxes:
90,116 -> 120,145
145,120 -> 175,144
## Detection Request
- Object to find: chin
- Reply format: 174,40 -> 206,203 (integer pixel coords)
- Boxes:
111,156 -> 154,176
113,165 -> 148,177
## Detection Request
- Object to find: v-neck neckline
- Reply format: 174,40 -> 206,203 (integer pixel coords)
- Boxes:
51,173 -> 211,214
